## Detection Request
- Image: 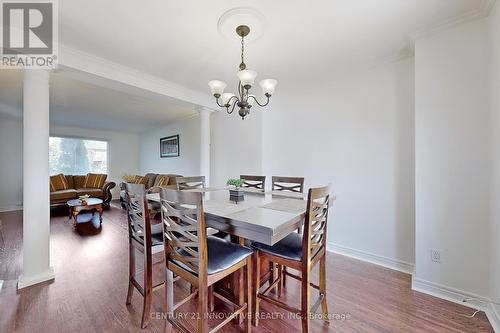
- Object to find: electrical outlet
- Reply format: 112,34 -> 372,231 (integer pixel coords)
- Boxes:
431,249 -> 441,263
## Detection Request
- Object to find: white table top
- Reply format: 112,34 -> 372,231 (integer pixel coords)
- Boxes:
147,187 -> 308,245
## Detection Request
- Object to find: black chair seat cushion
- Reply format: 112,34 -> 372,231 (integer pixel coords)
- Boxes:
132,223 -> 164,246
151,232 -> 163,246
172,236 -> 253,275
212,231 -> 231,241
151,223 -> 166,247
252,232 -> 303,261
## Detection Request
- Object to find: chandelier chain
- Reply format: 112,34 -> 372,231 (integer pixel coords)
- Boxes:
240,35 -> 245,68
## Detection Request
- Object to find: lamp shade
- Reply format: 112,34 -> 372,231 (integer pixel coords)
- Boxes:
208,80 -> 227,96
221,93 -> 235,106
237,70 -> 258,87
259,79 -> 278,95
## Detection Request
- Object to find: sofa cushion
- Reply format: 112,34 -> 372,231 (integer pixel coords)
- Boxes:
165,174 -> 182,186
76,188 -> 104,198
153,175 -> 170,187
73,175 -> 86,188
83,173 -> 107,189
144,173 -> 158,188
134,175 -> 149,186
50,189 -> 78,201
50,174 -> 69,192
64,175 -> 74,189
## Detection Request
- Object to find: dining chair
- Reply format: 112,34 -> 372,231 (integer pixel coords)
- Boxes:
240,175 -> 266,191
271,176 -> 305,293
271,176 -> 304,193
176,176 -> 206,190
0,219 -> 3,244
252,185 -> 331,333
176,175 -> 221,245
124,183 -> 165,329
160,188 -> 253,333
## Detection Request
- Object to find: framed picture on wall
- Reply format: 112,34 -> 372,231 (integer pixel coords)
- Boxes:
160,135 -> 180,158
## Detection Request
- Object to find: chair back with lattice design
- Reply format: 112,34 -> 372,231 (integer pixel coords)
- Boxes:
175,176 -> 206,191
159,188 -> 207,275
240,175 -> 266,190
124,183 -> 153,248
272,176 -> 304,193
302,185 -> 331,262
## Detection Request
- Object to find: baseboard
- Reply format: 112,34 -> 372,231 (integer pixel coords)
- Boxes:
487,303 -> 500,333
327,243 -> 497,329
327,242 -> 415,274
411,277 -> 490,311
17,267 -> 55,290
0,205 -> 22,212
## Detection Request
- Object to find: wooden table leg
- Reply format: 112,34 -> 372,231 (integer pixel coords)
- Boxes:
236,236 -> 245,324
72,208 -> 78,227
96,205 -> 103,226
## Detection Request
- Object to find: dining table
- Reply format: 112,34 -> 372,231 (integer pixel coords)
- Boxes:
147,186 -> 313,310
147,185 -> 335,319
147,186 -> 309,246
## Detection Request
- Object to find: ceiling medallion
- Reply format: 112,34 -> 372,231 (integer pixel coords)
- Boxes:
208,24 -> 277,120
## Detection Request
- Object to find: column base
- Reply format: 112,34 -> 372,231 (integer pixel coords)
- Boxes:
17,267 -> 55,290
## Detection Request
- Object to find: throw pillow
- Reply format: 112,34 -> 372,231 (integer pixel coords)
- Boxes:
155,175 -> 170,187
83,173 -> 107,189
50,174 -> 69,192
134,175 -> 148,186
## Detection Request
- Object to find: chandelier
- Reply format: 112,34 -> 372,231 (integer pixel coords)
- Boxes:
208,25 -> 278,120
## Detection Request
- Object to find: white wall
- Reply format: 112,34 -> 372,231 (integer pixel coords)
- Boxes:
211,109 -> 264,186
140,115 -> 200,176
262,58 -> 416,268
489,2 -> 500,320
138,110 -> 264,187
0,117 -> 23,211
50,124 -> 140,198
0,118 -> 140,207
414,19 -> 490,297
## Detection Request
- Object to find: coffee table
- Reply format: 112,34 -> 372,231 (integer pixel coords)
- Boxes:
67,198 -> 104,228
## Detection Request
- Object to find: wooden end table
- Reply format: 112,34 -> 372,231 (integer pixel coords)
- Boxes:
67,198 -> 104,229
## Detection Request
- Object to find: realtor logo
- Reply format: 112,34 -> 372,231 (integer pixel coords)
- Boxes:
1,0 -> 58,68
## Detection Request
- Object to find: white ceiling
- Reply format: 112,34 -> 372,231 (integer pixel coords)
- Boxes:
0,69 -> 196,132
59,0 -> 482,93
0,0 -> 485,132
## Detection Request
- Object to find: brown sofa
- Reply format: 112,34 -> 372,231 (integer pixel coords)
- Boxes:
119,173 -> 181,207
50,174 -> 116,207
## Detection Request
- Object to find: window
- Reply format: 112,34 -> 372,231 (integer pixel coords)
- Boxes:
49,137 -> 108,175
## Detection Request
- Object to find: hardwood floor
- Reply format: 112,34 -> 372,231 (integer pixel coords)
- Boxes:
0,204 -> 494,333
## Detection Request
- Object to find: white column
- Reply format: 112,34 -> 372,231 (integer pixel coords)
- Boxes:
198,108 -> 214,187
18,69 -> 54,289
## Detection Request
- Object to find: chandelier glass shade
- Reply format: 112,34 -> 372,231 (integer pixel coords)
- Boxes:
208,25 -> 277,119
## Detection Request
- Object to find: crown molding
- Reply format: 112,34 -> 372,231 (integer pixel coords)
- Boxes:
323,0 -> 498,82
196,106 -> 216,114
410,0 -> 497,41
58,45 -> 213,109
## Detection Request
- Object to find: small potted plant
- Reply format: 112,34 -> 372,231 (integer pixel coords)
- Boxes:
79,194 -> 90,205
226,178 -> 245,203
